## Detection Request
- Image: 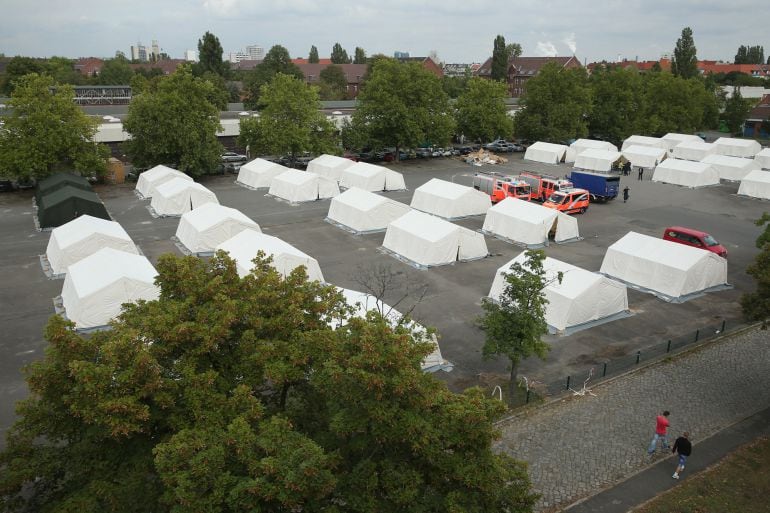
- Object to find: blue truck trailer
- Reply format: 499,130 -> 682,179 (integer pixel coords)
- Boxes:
567,170 -> 620,201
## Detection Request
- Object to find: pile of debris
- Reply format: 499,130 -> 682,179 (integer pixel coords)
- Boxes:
464,149 -> 508,166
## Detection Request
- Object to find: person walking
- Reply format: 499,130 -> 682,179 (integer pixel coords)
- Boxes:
672,432 -> 692,479
638,166 -> 644,181
648,410 -> 670,454
623,186 -> 630,203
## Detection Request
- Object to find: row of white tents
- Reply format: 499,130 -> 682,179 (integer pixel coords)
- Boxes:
136,165 -> 219,216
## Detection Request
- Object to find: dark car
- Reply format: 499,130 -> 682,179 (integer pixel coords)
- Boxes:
509,143 -> 525,152
0,179 -> 15,192
221,152 -> 247,163
16,177 -> 36,190
415,148 -> 432,158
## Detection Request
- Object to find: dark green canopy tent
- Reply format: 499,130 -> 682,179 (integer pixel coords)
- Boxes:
37,185 -> 109,229
35,173 -> 92,204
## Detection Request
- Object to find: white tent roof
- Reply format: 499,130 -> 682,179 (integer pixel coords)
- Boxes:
524,141 -> 568,164
175,203 -> 260,255
701,154 -> 758,181
599,231 -> 728,300
482,197 -> 579,245
714,137 -> 761,158
574,148 -> 623,172
382,210 -> 488,267
327,187 -> 411,233
755,148 -> 770,170
150,178 -> 218,216
339,162 -> 406,191
621,135 -> 668,151
652,158 -> 719,187
216,229 -> 324,282
268,169 -> 340,203
738,169 -> 770,199
135,165 -> 192,198
306,154 -> 356,181
489,253 -> 628,331
46,215 -> 138,275
60,247 -> 160,329
565,139 -> 618,163
622,145 -> 668,169
236,158 -> 290,189
662,133 -> 703,151
410,178 -> 491,219
672,140 -> 717,161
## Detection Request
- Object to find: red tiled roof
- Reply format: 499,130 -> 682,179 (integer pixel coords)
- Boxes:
294,63 -> 368,83
292,58 -> 332,65
130,59 -> 187,75
746,94 -> 770,121
698,62 -> 770,76
477,55 -> 580,76
74,57 -> 104,76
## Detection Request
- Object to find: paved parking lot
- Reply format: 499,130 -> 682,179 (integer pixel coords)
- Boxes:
1,154 -> 767,443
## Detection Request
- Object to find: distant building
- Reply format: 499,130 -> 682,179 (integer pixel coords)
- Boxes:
394,51 -> 410,59
295,63 -> 368,98
151,40 -> 160,61
292,58 -> 332,65
477,56 -> 581,97
698,61 -> 770,77
587,58 -> 672,73
246,45 -> 264,61
396,56 -> 444,78
443,63 -> 481,78
184,49 -> 198,62
131,42 -> 148,62
744,94 -> 770,138
74,57 -> 105,77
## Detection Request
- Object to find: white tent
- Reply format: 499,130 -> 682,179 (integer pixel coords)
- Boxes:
60,248 -> 160,329
599,231 -> 728,300
652,159 -> 719,187
489,253 -> 628,331
175,203 -> 260,255
339,162 -> 406,191
46,215 -> 138,275
216,229 -> 324,282
268,169 -> 339,203
236,158 -> 290,189
306,154 -> 356,181
326,187 -> 411,233
621,135 -> 668,151
714,137 -> 761,158
701,154 -> 758,182
524,141 -> 568,164
622,145 -> 668,169
135,165 -> 192,198
382,210 -> 488,267
482,197 -> 579,246
565,139 -> 619,163
738,169 -> 770,199
410,178 -> 491,219
662,133 -> 703,151
672,140 -> 717,161
150,178 -> 219,216
573,148 -> 623,172
753,148 -> 770,170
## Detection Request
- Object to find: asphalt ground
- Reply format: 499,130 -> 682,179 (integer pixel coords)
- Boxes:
0,153 -> 767,444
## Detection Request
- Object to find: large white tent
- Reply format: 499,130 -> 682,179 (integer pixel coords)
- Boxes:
46,215 -> 138,276
524,141 -> 568,164
489,253 -> 628,331
383,210 -> 488,267
565,139 -> 619,163
410,178 -> 491,219
268,169 -> 339,203
753,148 -> 770,170
738,169 -> 770,199
150,178 -> 219,216
651,159 -> 719,187
701,154 -> 758,182
326,187 -> 411,233
622,145 -> 668,169
714,137 -> 762,158
672,140 -> 717,161
621,135 -> 668,151
306,154 -> 356,181
662,133 -> 703,151
216,229 -> 325,282
175,203 -> 260,255
482,197 -> 579,246
573,148 -> 623,172
236,158 -> 290,189
135,165 -> 192,198
61,248 -> 160,329
339,162 -> 406,191
599,231 -> 728,300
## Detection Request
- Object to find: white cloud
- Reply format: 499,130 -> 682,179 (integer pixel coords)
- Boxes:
202,0 -> 240,17
536,41 -> 558,57
563,32 -> 577,55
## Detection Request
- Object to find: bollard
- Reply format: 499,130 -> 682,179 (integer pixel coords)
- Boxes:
721,320 -> 726,332
565,375 -> 571,390
636,351 -> 641,364
695,329 -> 700,342
526,390 -> 531,404
602,362 -> 607,377
666,340 -> 671,353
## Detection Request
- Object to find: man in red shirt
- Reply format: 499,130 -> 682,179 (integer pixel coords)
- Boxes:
647,410 -> 670,455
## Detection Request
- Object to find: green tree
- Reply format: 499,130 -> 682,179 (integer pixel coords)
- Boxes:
242,45 -> 303,109
308,45 -> 319,63
45,56 -> 86,85
353,46 -> 367,64
1,56 -> 45,94
199,71 -> 230,110
239,73 -> 337,166
353,59 -> 455,159
588,67 -> 646,145
0,74 -> 108,181
196,31 -> 228,77
442,74 -> 470,99
129,73 -> 150,95
722,87 -> 752,135
96,56 -> 134,85
479,250 -> 559,395
330,43 -> 351,64
741,213 -> 770,324
735,45 -> 765,64
640,73 -> 716,135
455,77 -> 514,143
506,42 -> 523,60
672,27 -> 698,79
123,65 -> 222,176
514,62 -> 591,142
318,64 -> 348,100
491,35 -> 508,81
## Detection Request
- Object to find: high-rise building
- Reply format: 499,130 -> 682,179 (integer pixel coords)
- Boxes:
185,49 -> 198,62
394,51 -> 410,59
246,45 -> 264,61
151,40 -> 160,61
130,42 -> 148,62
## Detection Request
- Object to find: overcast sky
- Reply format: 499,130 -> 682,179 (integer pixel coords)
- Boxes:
1,0 -> 767,65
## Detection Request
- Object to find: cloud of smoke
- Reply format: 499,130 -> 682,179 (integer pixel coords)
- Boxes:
563,32 -> 577,55
536,41 -> 558,57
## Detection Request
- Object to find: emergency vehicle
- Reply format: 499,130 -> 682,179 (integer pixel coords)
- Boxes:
518,172 -> 574,202
472,171 -> 533,203
542,187 -> 591,214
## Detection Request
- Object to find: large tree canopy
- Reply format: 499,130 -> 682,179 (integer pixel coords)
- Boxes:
455,77 -> 513,143
330,43 -> 351,64
195,31 -> 228,77
318,64 -> 348,100
243,45 -> 304,109
672,27 -> 698,79
491,35 -> 508,81
96,56 -> 134,85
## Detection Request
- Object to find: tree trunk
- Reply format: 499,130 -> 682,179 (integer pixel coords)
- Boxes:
395,144 -> 400,162
508,359 -> 519,397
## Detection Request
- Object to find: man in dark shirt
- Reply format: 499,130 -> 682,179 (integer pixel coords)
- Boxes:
672,431 -> 692,479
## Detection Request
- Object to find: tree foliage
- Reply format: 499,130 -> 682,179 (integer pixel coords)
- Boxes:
0,74 -> 108,181
353,46 -> 367,64
455,77 -> 513,142
741,213 -> 770,324
722,87 -> 752,135
735,45 -> 765,64
506,43 -> 523,60
0,56 -> 46,94
318,64 -> 348,100
0,252 -> 538,513
195,31 -> 228,77
640,72 -> 717,135
330,43 -> 351,64
96,56 -> 134,85
491,35 -> 508,81
242,45 -> 304,109
672,27 -> 698,79
442,74 -> 470,99
588,67 -> 646,145
308,45 -> 319,63
123,65 -> 222,176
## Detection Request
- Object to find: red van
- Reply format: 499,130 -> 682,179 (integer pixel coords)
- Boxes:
662,226 -> 727,258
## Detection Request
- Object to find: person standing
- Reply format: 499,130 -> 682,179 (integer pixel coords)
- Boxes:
623,186 -> 630,203
672,432 -> 692,479
638,166 -> 644,180
648,410 -> 670,454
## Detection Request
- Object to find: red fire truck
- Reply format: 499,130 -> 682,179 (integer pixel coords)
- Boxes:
518,172 -> 574,202
472,171 -> 533,203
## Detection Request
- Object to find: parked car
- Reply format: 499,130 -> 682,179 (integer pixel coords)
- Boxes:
542,188 -> 590,214
16,177 -> 36,190
0,179 -> 15,192
663,226 -> 727,258
415,148 -> 432,158
221,151 -> 247,163
509,143 -> 525,152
